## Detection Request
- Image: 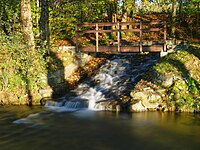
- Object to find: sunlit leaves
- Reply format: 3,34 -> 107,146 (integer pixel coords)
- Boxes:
0,34 -> 47,93
0,0 -> 20,34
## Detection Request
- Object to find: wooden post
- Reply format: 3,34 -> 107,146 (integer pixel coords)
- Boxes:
96,23 -> 99,52
140,21 -> 143,52
75,24 -> 82,66
75,25 -> 79,53
117,22 -> 120,52
164,21 -> 167,52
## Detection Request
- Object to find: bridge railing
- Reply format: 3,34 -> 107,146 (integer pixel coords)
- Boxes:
75,20 -> 166,53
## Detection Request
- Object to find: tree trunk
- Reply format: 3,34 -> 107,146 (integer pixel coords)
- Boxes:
179,0 -> 183,23
39,0 -> 50,50
197,2 -> 199,27
171,0 -> 177,41
21,0 -> 35,49
36,0 -> 40,28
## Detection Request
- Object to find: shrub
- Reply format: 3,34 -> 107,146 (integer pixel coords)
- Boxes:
0,33 -> 48,105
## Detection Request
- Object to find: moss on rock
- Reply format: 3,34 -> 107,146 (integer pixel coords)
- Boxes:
130,44 -> 200,112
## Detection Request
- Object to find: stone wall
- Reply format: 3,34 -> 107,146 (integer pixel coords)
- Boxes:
39,46 -> 94,98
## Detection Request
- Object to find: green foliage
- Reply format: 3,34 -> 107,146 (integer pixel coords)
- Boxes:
0,33 -> 48,103
187,77 -> 199,94
31,0 -> 40,42
183,0 -> 200,15
154,46 -> 200,112
49,0 -> 111,42
0,0 -> 20,34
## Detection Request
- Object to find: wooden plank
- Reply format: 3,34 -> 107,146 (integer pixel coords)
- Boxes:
77,22 -> 140,27
76,28 -> 162,34
140,21 -> 143,52
76,29 -> 141,34
79,46 -> 96,52
79,46 -> 117,52
78,45 -> 163,53
117,22 -> 120,52
77,21 -> 164,28
164,21 -> 167,52
121,46 -> 140,52
96,23 -> 99,52
118,22 -> 140,26
143,28 -> 162,32
142,45 -> 163,52
142,20 -> 165,25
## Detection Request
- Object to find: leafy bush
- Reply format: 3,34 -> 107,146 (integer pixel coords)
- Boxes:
0,33 -> 48,104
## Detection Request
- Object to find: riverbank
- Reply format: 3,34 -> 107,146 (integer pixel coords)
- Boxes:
1,34 -> 199,112
130,44 -> 200,112
0,34 -> 107,105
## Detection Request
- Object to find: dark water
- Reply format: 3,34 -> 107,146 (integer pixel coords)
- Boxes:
0,106 -> 200,150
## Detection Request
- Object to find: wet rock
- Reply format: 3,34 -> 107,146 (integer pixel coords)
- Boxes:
116,105 -> 121,112
131,90 -> 161,110
131,101 -> 146,112
95,100 -> 121,112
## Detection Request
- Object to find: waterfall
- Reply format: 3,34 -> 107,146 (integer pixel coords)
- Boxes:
45,54 -> 158,112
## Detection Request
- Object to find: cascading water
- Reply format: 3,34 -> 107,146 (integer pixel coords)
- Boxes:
45,54 -> 159,112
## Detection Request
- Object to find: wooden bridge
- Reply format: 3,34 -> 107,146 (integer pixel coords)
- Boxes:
75,20 -> 167,53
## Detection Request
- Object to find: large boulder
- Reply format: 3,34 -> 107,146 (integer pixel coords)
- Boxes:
130,88 -> 164,111
131,101 -> 146,112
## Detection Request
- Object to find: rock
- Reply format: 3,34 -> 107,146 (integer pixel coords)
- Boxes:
154,72 -> 174,88
94,100 -> 120,111
131,101 -> 147,112
38,89 -> 53,98
161,76 -> 174,87
64,63 -> 78,78
131,91 -> 148,100
116,105 -> 121,112
142,98 -> 159,110
131,90 -> 161,110
148,93 -> 161,103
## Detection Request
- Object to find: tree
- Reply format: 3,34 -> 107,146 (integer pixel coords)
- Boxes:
40,0 -> 50,49
0,0 -> 20,35
171,0 -> 177,41
21,0 -> 35,49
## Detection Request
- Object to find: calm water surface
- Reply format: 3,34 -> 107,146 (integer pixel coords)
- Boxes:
0,106 -> 200,150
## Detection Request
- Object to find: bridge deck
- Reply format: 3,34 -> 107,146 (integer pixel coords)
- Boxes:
79,45 -> 164,53
75,21 -> 167,53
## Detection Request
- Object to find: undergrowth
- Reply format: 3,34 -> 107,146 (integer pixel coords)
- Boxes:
153,45 -> 200,112
0,33 -> 48,105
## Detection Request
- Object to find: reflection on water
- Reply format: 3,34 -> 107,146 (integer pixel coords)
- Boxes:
0,106 -> 200,150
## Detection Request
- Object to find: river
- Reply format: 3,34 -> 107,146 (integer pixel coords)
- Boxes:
0,54 -> 200,150
0,106 -> 200,150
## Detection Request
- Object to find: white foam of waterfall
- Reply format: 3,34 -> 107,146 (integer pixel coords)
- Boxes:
44,55 -> 158,112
